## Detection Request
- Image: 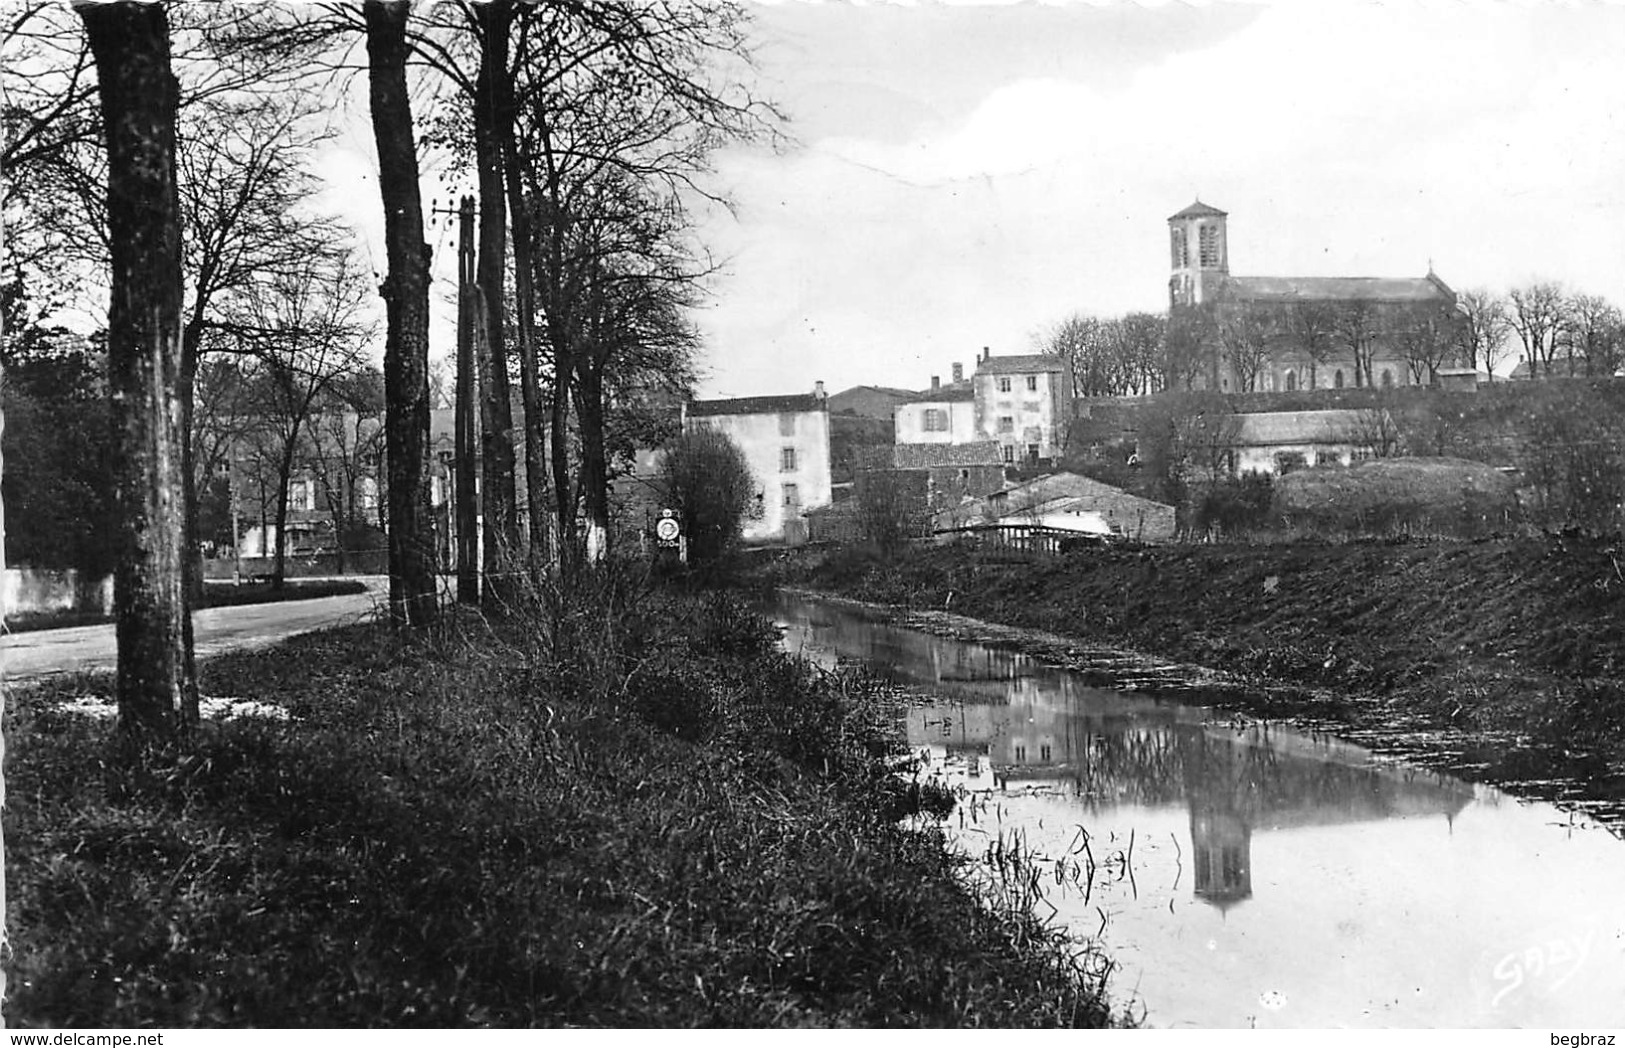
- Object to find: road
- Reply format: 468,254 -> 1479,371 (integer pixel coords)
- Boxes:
1,577 -> 389,683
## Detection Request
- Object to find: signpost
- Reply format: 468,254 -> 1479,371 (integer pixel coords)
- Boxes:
654,509 -> 686,565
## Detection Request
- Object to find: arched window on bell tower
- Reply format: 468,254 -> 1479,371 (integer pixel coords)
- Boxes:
1168,200 -> 1229,307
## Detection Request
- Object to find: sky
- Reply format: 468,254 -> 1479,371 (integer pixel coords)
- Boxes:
678,0 -> 1625,399
314,0 -> 1625,401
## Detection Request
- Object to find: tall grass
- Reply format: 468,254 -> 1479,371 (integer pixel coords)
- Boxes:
4,567 -> 1124,1027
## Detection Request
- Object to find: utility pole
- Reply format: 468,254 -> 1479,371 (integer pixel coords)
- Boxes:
454,196 -> 480,604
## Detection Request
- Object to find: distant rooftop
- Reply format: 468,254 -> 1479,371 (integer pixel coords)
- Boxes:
975,353 -> 1066,376
688,392 -> 826,417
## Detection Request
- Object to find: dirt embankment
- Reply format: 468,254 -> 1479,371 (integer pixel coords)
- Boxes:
776,534 -> 1625,822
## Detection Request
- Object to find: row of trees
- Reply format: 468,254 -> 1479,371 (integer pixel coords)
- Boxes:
3,0 -> 776,751
1038,283 -> 1625,398
1464,283 -> 1625,380
1039,298 -> 1465,397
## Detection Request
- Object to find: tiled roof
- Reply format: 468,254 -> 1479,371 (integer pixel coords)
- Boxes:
905,382 -> 974,403
975,354 -> 1067,375
1226,275 -> 1449,303
1230,409 -> 1391,446
892,442 -> 1003,468
687,393 -> 826,417
1168,199 -> 1228,221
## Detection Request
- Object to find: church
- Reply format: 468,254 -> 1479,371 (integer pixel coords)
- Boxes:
1167,200 -> 1463,393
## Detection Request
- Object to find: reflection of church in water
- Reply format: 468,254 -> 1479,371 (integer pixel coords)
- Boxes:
905,649 -> 1474,913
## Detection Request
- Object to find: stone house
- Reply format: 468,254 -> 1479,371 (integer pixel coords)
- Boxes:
895,363 -> 978,445
973,350 -> 1071,463
684,384 -> 832,545
1220,409 -> 1400,476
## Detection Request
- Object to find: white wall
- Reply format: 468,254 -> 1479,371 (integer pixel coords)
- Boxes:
895,399 -> 977,445
688,408 -> 832,542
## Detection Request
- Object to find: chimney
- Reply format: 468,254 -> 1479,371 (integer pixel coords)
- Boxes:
813,380 -> 826,402
981,346 -> 991,363
952,363 -> 963,384
931,375 -> 940,390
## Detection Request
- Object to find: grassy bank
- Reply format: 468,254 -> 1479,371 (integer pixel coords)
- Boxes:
3,584 -> 1122,1028
770,535 -> 1625,792
4,578 -> 370,634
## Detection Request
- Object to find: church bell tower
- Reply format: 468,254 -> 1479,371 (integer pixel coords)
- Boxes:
1168,199 -> 1229,308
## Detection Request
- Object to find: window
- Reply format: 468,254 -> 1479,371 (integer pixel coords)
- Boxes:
778,412 -> 796,437
1014,744 -> 1027,762
997,416 -> 1014,433
1334,369 -> 1345,389
1171,227 -> 1188,268
1027,443 -> 1040,462
1352,446 -> 1374,463
780,446 -> 797,472
1199,223 -> 1220,267
1002,445 -> 1015,464
1285,370 -> 1297,392
1040,743 -> 1051,762
1274,451 -> 1308,474
997,376 -> 1012,393
781,482 -> 799,508
1025,375 -> 1038,392
923,408 -> 947,432
1022,401 -> 1040,413
1381,368 -> 1395,389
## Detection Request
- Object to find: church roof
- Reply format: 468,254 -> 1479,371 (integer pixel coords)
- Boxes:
1168,199 -> 1228,221
1225,275 -> 1450,303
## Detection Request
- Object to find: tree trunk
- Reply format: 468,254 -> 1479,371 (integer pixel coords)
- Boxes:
364,0 -> 437,626
574,363 -> 610,562
272,423 -> 299,590
496,61 -> 552,573
78,0 -> 198,746
472,0 -> 520,606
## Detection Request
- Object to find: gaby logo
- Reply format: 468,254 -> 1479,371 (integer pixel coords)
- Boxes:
1490,931 -> 1594,1010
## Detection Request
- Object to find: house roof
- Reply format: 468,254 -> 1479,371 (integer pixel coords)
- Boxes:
1168,199 -> 1228,221
687,392 -> 827,417
904,382 -> 974,403
975,353 -> 1067,376
892,441 -> 1003,469
1225,274 -> 1451,304
1230,409 -> 1391,446
827,385 -> 916,415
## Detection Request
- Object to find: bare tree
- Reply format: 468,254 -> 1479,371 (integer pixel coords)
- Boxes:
225,248 -> 372,586
1561,293 -> 1624,377
1508,281 -> 1567,379
75,0 -> 196,747
1331,298 -> 1382,388
1282,300 -> 1338,390
1390,304 -> 1459,385
1216,301 -> 1274,392
1162,304 -> 1216,391
1455,288 -> 1512,380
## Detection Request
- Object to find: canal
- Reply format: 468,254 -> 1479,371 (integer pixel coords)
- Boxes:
766,592 -> 1625,1029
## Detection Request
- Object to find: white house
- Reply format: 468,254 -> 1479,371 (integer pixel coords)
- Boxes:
684,384 -> 833,544
971,350 -> 1071,463
1224,409 -> 1399,475
895,364 -> 978,445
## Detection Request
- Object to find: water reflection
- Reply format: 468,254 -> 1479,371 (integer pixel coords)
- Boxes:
770,593 -> 1625,1029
